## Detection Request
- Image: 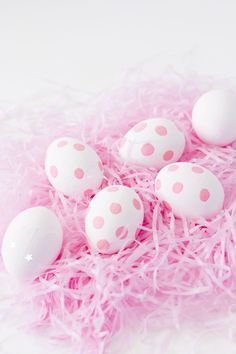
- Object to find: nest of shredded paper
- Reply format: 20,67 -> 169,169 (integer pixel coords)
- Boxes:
0,71 -> 236,353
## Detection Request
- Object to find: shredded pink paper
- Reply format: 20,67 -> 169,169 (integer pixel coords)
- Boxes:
0,71 -> 236,353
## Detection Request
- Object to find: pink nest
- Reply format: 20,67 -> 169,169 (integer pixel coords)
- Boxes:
0,72 -> 236,353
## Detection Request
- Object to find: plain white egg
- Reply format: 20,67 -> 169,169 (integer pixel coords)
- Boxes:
85,185 -> 144,254
155,162 -> 224,218
192,89 -> 236,146
1,206 -> 63,282
119,118 -> 185,169
45,137 -> 104,199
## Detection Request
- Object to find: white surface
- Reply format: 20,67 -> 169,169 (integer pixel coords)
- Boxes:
0,0 -> 236,353
0,0 -> 236,104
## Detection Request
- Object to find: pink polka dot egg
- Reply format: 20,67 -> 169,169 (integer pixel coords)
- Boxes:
45,137 -> 104,198
119,118 -> 185,169
85,185 -> 144,254
155,162 -> 224,218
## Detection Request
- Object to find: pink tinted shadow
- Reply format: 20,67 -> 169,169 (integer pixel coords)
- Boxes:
118,137 -> 127,148
98,160 -> 103,171
163,200 -> 172,211
50,166 -> 58,178
57,140 -> 68,147
133,198 -> 141,210
168,164 -> 178,171
133,121 -> 147,132
107,186 -> 119,192
155,179 -> 161,191
116,226 -> 129,240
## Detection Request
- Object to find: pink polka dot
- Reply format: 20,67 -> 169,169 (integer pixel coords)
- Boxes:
172,182 -> 183,193
163,200 -> 172,211
107,186 -> 119,192
133,121 -> 147,132
116,226 -> 129,240
74,168 -> 84,179
57,140 -> 68,147
97,239 -> 110,252
84,189 -> 94,198
155,125 -> 167,136
110,202 -> 122,214
74,143 -> 85,151
141,143 -> 155,156
133,198 -> 141,210
163,150 -> 174,161
93,216 -> 104,229
50,166 -> 58,178
98,160 -> 103,171
192,166 -> 204,174
168,164 -> 178,171
200,188 -> 210,202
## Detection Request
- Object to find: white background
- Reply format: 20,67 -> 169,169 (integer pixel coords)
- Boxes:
0,0 -> 236,353
0,0 -> 236,104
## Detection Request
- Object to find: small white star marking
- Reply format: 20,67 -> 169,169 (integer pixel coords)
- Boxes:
25,254 -> 33,262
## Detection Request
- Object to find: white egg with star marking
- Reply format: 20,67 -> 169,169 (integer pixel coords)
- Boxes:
45,137 -> 104,198
85,185 -> 144,254
155,162 -> 224,218
119,118 -> 185,169
1,206 -> 63,282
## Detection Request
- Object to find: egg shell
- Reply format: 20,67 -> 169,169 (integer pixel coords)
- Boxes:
45,137 -> 104,198
155,162 -> 224,218
192,89 -> 236,146
85,185 -> 144,254
1,206 -> 63,282
119,118 -> 185,169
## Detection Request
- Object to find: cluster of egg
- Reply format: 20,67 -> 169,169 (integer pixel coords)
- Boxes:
1,89 -> 236,282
